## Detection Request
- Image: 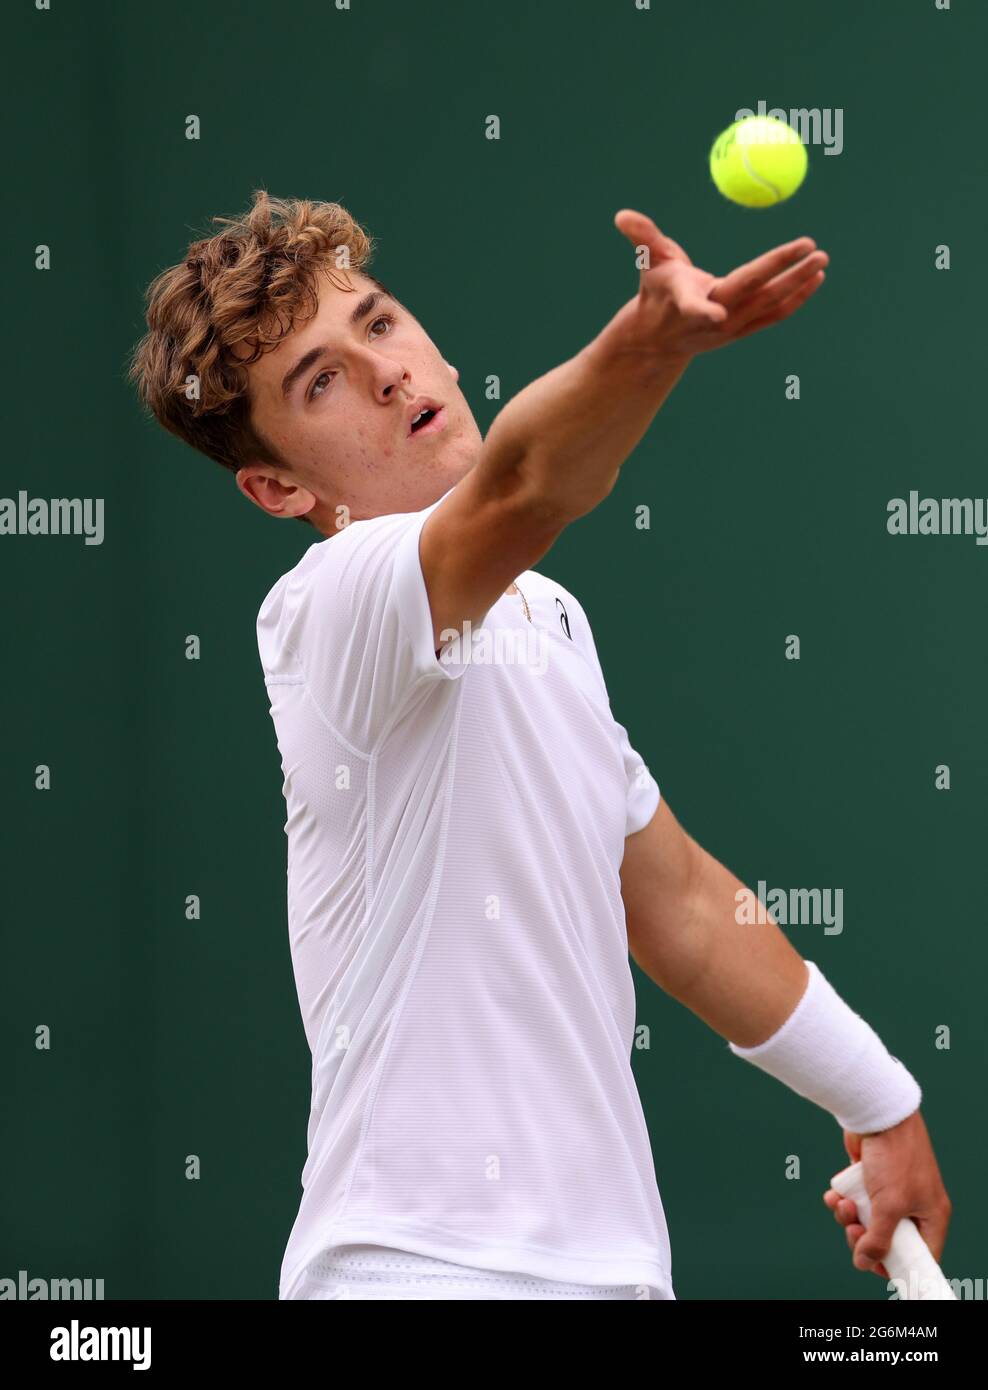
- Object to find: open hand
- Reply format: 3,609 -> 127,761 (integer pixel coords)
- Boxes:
609,208 -> 828,362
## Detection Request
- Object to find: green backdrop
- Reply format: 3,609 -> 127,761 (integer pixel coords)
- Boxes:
4,0 -> 983,1300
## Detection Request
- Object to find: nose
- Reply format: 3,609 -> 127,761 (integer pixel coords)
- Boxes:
351,341 -> 412,412
376,363 -> 411,406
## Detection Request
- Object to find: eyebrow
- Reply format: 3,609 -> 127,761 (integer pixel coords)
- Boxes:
280,290 -> 395,400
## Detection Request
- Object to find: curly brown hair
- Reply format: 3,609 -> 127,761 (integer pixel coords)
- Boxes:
128,189 -> 392,524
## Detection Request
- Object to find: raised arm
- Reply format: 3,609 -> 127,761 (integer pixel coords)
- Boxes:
419,211 -> 828,650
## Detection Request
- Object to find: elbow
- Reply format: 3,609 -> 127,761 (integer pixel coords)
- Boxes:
514,454 -> 619,525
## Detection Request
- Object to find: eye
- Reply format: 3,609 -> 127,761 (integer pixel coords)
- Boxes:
307,313 -> 397,401
309,369 -> 335,400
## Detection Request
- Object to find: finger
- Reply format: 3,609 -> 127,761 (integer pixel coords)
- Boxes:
729,251 -> 829,329
709,236 -> 818,308
853,1242 -> 884,1274
854,1207 -> 900,1271
836,1197 -> 859,1226
710,236 -> 818,308
730,270 -> 825,339
830,1196 -> 859,1230
850,1237 -> 891,1280
842,1222 -> 890,1279
845,1222 -> 866,1253
614,209 -> 691,266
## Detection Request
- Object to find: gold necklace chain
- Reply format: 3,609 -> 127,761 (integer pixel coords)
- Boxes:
514,580 -> 532,623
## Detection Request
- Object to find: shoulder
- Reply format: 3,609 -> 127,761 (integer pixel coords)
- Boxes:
254,497 -> 454,685
257,508 -> 422,628
522,567 -> 595,644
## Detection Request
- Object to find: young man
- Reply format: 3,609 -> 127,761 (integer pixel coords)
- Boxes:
131,191 -> 950,1300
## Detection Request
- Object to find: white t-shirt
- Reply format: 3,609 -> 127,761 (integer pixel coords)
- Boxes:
255,488 -> 673,1300
294,1244 -> 648,1299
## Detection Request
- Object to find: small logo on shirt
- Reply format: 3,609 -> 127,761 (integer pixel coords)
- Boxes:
555,598 -> 573,640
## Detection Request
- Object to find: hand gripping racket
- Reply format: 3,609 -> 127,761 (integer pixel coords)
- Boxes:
830,1161 -> 956,1301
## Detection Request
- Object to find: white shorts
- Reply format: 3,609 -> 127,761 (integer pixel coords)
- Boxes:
293,1244 -> 651,1301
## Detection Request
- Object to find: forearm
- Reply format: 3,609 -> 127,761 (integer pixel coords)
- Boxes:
623,808 -> 922,1136
478,306 -> 690,521
628,824 -> 809,1048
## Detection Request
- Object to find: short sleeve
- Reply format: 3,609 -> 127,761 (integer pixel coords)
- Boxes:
614,717 -> 661,837
256,492 -> 473,751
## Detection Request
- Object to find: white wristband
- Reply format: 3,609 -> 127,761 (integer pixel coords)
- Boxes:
727,960 -> 922,1134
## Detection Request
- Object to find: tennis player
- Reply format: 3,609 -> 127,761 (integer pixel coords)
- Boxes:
130,191 -> 950,1300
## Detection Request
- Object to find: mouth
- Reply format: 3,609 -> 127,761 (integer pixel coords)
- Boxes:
407,403 -> 447,438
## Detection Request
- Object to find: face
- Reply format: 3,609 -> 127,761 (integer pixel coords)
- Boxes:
236,270 -> 483,532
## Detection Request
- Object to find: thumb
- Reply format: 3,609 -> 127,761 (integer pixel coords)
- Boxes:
844,1130 -> 862,1163
614,209 -> 688,266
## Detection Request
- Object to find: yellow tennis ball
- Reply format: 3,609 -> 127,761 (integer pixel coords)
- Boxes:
709,116 -> 808,208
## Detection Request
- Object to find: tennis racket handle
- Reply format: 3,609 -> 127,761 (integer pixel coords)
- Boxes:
830,1161 -> 956,1300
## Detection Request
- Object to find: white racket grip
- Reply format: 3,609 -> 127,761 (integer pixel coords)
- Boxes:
830,1161 -> 956,1300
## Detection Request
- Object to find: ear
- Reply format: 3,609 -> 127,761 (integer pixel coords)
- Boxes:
235,463 -> 316,521
444,360 -> 460,383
